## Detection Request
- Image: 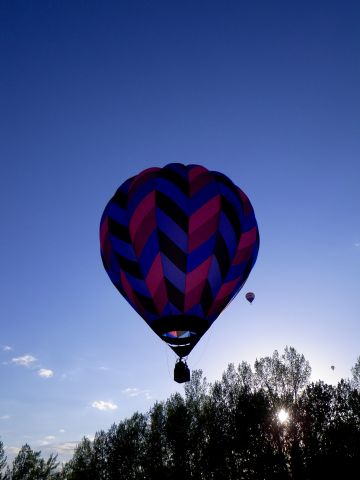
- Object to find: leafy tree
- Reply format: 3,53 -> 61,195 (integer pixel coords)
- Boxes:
282,346 -> 311,400
106,413 -> 147,480
144,402 -> 170,480
63,437 -> 95,480
9,347 -> 360,480
200,379 -> 229,479
184,370 -> 208,479
164,393 -> 190,480
92,430 -> 109,480
237,360 -> 255,391
254,346 -> 311,401
296,379 -> 360,479
0,440 -> 7,480
351,356 -> 360,390
11,444 -> 59,480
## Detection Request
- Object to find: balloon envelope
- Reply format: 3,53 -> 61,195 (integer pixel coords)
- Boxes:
245,292 -> 255,303
100,163 -> 259,357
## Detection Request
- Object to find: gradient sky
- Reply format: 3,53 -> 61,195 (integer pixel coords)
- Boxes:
1,0 -> 360,463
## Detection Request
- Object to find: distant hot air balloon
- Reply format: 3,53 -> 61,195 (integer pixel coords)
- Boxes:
245,292 -> 255,304
100,163 -> 259,382
331,365 -> 335,371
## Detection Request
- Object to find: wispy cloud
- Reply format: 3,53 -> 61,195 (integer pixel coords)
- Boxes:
38,368 -> 54,378
122,387 -> 152,400
355,242 -> 360,248
2,345 -> 12,352
5,446 -> 20,455
53,441 -> 78,454
60,367 -> 83,381
59,429 -> 65,433
0,415 -> 10,420
11,355 -> 36,367
123,387 -> 140,397
91,400 -> 118,411
38,435 -> 56,446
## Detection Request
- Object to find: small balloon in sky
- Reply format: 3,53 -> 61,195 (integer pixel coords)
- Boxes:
100,163 -> 259,382
331,365 -> 335,371
245,291 -> 255,303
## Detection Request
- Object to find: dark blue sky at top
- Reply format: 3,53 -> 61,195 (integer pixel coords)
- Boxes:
1,0 -> 360,460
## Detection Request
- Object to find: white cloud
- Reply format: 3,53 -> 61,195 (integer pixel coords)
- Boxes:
6,446 -> 20,455
37,435 -> 56,447
38,435 -> 56,446
2,345 -> 12,351
355,242 -> 360,247
53,441 -> 78,454
38,368 -> 54,378
39,441 -> 48,446
11,355 -> 36,367
123,387 -> 140,396
0,415 -> 10,420
59,429 -> 65,433
91,400 -> 118,411
122,387 -> 152,400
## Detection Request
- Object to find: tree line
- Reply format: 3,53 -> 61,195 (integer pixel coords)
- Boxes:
2,347 -> 360,479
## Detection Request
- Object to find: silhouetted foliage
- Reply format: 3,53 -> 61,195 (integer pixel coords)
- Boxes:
10,444 -> 59,480
62,437 -> 95,480
351,355 -> 360,390
254,346 -> 311,402
0,440 -> 7,480
5,347 -> 360,479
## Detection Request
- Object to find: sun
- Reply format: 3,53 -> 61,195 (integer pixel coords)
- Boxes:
277,408 -> 289,424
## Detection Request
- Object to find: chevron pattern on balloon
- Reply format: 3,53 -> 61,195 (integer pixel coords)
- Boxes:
100,163 -> 259,356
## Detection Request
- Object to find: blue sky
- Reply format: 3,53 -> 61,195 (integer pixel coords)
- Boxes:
1,0 -> 360,463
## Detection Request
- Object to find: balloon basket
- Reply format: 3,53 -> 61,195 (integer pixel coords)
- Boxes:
174,359 -> 190,383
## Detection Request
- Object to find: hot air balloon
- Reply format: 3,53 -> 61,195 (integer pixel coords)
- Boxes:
100,163 -> 259,382
331,365 -> 335,371
245,292 -> 255,303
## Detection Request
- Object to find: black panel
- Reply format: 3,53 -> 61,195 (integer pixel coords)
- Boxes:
112,187 -> 129,209
135,291 -> 158,315
160,165 -> 189,196
114,252 -> 143,279
164,278 -> 184,312
214,233 -> 231,280
200,279 -> 213,316
241,259 -> 253,283
221,195 -> 241,241
156,191 -> 189,233
213,171 -> 239,197
158,230 -> 187,273
108,217 -> 131,243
